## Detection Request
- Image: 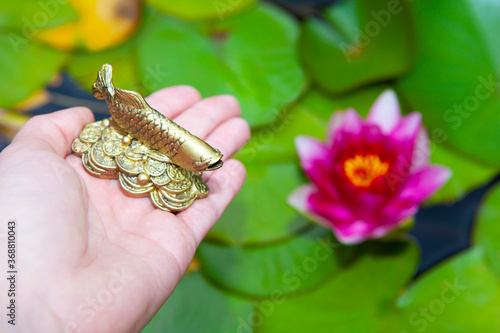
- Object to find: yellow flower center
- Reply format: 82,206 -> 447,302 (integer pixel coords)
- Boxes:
343,154 -> 390,188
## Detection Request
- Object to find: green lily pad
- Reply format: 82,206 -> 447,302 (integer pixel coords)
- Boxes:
0,34 -> 65,108
146,0 -> 256,21
142,272 -> 254,333
255,240 -> 418,333
207,162 -> 311,245
397,0 -> 500,166
0,0 -> 77,29
474,182 -> 500,276
67,9 -> 164,97
67,41 -> 142,95
397,248 -> 500,332
199,226 -> 352,298
137,3 -> 307,127
237,85 -> 389,166
300,0 -> 413,94
428,143 -> 498,203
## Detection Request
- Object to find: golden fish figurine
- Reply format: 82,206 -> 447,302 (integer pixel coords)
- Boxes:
71,64 -> 223,212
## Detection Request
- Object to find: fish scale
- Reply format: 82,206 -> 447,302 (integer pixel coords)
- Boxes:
110,102 -> 184,155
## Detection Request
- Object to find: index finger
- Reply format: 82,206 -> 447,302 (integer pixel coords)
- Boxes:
145,86 -> 202,119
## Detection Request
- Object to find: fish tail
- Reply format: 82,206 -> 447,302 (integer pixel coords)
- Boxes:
92,64 -> 115,100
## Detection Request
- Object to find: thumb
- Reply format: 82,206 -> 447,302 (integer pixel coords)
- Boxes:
11,107 -> 95,157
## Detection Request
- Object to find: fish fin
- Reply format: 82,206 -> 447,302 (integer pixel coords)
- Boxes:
115,89 -> 151,110
92,64 -> 115,100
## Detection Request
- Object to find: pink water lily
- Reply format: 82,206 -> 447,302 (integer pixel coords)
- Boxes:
288,90 -> 451,244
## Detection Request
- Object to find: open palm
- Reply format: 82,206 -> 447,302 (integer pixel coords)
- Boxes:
0,86 -> 250,333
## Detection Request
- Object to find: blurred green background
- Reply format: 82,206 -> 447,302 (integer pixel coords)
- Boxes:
2,0 -> 500,331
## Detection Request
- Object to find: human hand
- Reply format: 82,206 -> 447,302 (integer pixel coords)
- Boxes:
0,86 -> 250,332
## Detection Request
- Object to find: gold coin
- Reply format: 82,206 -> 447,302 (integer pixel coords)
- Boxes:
193,176 -> 209,197
80,124 -> 103,143
90,141 -> 117,170
163,178 -> 192,194
154,190 -> 196,212
144,158 -> 166,177
116,153 -> 143,175
103,139 -> 124,157
151,173 -> 170,186
83,151 -> 117,179
72,137 -> 92,155
165,164 -> 188,182
159,187 -> 196,204
119,173 -> 153,197
150,190 -> 171,212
